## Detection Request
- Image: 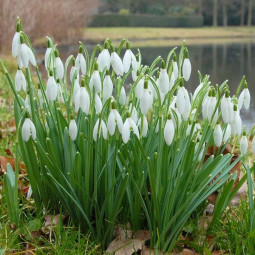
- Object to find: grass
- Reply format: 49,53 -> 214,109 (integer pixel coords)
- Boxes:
83,27 -> 255,47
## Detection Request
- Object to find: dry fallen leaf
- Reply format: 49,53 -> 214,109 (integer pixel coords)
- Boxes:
0,155 -> 26,173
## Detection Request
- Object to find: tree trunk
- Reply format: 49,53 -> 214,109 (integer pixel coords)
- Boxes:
240,0 -> 245,26
247,0 -> 253,26
223,0 -> 228,27
213,0 -> 218,26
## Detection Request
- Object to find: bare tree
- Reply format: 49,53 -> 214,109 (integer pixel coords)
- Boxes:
222,0 -> 228,26
0,0 -> 96,50
247,0 -> 253,26
213,0 -> 218,26
240,0 -> 245,26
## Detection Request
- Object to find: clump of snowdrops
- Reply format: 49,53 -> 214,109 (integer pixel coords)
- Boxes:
1,18 -> 254,252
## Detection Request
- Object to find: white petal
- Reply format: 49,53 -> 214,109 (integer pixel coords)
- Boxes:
244,88 -> 250,110
12,32 -> 20,58
158,69 -> 169,94
101,120 -> 108,140
176,87 -> 186,114
114,109 -> 123,133
111,52 -> 124,76
22,118 -> 32,142
80,87 -> 90,114
46,76 -> 58,101
193,83 -> 203,100
93,119 -> 100,141
56,57 -> 64,80
140,89 -> 153,115
95,93 -> 102,114
123,50 -> 132,73
103,75 -> 113,102
73,79 -> 80,102
169,73 -> 175,91
69,119 -> 78,141
135,78 -> 144,99
182,58 -> 191,81
164,119 -> 175,146
119,87 -> 126,105
26,46 -> 36,67
98,49 -> 111,71
240,135 -> 248,155
141,115 -> 148,137
30,121 -> 36,141
122,120 -> 131,144
129,118 -> 139,138
107,110 -> 116,135
173,62 -> 178,78
45,48 -> 52,70
238,90 -> 244,110
223,124 -> 231,142
20,44 -> 29,68
89,70 -> 101,93
79,54 -> 87,75
213,124 -> 223,147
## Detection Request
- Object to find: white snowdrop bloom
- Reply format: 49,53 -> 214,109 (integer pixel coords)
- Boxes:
57,80 -> 64,102
231,105 -> 242,136
131,55 -> 140,81
70,64 -> 79,82
169,73 -> 176,91
107,104 -> 123,135
102,70 -> 113,102
135,76 -> 144,99
221,91 -> 234,124
123,42 -> 135,73
176,82 -> 190,118
129,105 -> 138,124
110,46 -> 124,76
93,119 -> 107,141
158,62 -> 169,94
186,122 -> 192,137
55,55 -> 64,80
122,116 -> 139,144
75,47 -> 87,75
95,93 -> 103,114
44,46 -> 52,70
148,79 -> 157,99
15,69 -> 26,92
74,86 -> 90,114
69,119 -> 78,141
187,121 -> 201,137
12,31 -> 21,58
140,81 -> 153,115
193,83 -> 204,100
170,108 -> 182,128
173,60 -> 178,79
19,39 -> 36,68
97,43 -> 111,71
73,79 -> 80,102
203,89 -> 217,121
46,72 -> 58,101
119,86 -> 126,106
182,50 -> 191,81
238,83 -> 250,110
252,136 -> 255,154
240,132 -> 248,155
24,95 -> 31,114
89,64 -> 101,93
138,115 -> 148,137
22,118 -> 36,142
223,124 -> 231,142
164,115 -> 175,146
213,123 -> 223,147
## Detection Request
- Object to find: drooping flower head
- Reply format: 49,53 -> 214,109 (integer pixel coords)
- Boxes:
182,48 -> 191,81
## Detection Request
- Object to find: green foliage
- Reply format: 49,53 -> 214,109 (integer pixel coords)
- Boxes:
89,14 -> 203,27
119,9 -> 130,15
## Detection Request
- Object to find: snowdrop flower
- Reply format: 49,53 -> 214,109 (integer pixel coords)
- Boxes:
55,50 -> 64,80
223,124 -> 231,142
182,49 -> 191,81
15,69 -> 26,92
221,90 -> 233,124
186,120 -> 201,137
93,118 -> 107,141
123,41 -> 135,73
135,74 -> 144,99
110,45 -> 124,76
186,120 -> 193,137
213,123 -> 223,147
74,79 -> 90,114
240,131 -> 248,155
164,114 -> 175,146
69,118 -> 78,141
70,58 -> 79,82
12,21 -> 21,58
107,101 -> 123,135
24,94 -> 31,114
97,42 -> 111,71
73,79 -> 80,102
173,54 -> 178,78
252,136 -> 255,155
46,71 -> 58,101
22,117 -> 36,142
103,70 -> 113,102
44,40 -> 53,70
75,46 -> 87,75
132,54 -> 140,81
129,105 -> 138,124
57,79 -> 64,102
176,80 -> 191,120
95,93 -> 102,114
158,61 -> 169,94
122,113 -> 139,143
193,83 -> 204,100
89,62 -> 101,93
238,82 -> 250,110
119,86 -> 126,106
135,115 -> 147,137
169,73 -> 176,91
231,105 -> 242,136
140,80 -> 153,115
19,35 -> 36,68
202,88 -> 217,121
